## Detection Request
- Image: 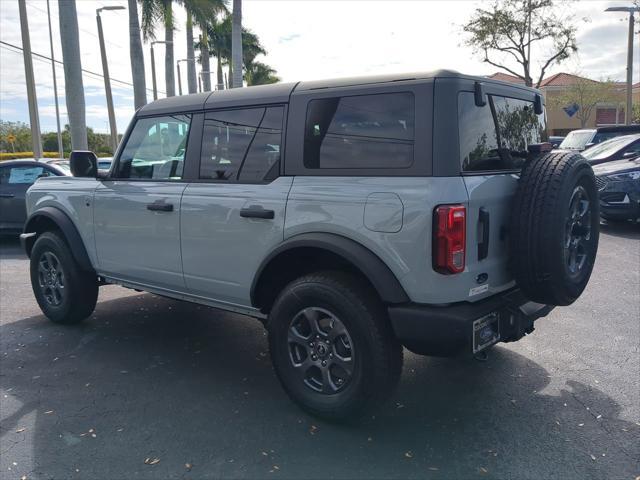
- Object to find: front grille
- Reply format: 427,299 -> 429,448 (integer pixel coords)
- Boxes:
595,176 -> 607,191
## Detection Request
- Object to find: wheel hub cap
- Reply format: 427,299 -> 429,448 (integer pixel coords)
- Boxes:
287,307 -> 355,394
565,185 -> 592,276
37,251 -> 65,306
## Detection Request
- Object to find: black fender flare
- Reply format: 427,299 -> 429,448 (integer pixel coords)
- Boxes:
23,206 -> 94,272
250,232 -> 409,306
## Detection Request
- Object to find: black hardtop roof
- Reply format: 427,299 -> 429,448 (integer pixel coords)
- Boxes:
136,69 -> 540,116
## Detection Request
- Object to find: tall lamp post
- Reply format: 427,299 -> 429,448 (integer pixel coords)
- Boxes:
177,58 -> 194,96
151,40 -> 172,100
606,6 -> 639,125
46,0 -> 63,158
96,5 -> 125,153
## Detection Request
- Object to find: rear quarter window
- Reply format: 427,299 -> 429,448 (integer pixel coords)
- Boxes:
458,92 -> 546,172
303,92 -> 415,169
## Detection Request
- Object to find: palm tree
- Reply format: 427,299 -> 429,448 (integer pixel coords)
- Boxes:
185,0 -> 227,92
58,0 -> 87,149
186,12 -> 197,93
245,61 -> 280,86
231,0 -> 242,88
128,0 -> 147,108
162,0 -> 175,97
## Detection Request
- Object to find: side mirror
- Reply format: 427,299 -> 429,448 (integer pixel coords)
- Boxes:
69,151 -> 98,178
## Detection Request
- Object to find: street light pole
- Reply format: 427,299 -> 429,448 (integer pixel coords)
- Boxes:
96,6 -> 124,153
151,41 -> 172,100
150,43 -> 158,100
18,0 -> 42,159
46,0 -> 63,158
177,59 -> 195,96
606,6 -> 639,125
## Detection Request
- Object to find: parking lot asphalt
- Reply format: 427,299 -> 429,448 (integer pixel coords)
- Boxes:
0,223 -> 639,480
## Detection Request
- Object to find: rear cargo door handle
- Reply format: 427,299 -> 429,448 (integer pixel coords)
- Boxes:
146,201 -> 174,212
240,205 -> 275,219
478,207 -> 490,260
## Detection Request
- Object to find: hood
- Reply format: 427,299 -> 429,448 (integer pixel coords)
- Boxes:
592,158 -> 640,176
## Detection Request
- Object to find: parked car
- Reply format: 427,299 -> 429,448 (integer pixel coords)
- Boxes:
20,71 -> 600,419
0,160 -> 69,234
43,159 -> 71,175
558,125 -> 640,151
593,156 -> 640,222
548,135 -> 565,148
582,134 -> 640,166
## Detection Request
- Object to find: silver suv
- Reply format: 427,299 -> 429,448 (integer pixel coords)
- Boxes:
21,71 -> 599,419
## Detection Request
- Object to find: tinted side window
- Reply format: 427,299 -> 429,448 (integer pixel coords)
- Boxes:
115,114 -> 191,180
0,166 -> 47,185
238,107 -> 284,183
304,92 -> 414,169
459,93 -> 546,172
200,108 -> 263,181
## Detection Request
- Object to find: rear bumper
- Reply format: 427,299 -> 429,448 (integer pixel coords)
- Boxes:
388,289 -> 554,356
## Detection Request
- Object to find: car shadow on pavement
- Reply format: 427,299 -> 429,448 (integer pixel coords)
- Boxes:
1,294 -> 638,480
599,219 -> 640,240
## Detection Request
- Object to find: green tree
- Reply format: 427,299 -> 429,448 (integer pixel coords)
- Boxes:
245,61 -> 280,86
0,121 -> 32,152
461,0 -> 578,87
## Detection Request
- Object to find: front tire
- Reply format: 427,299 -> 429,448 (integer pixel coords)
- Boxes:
268,271 -> 402,420
30,231 -> 98,324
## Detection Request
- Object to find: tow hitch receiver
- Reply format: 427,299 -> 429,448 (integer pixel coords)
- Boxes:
472,312 -> 500,353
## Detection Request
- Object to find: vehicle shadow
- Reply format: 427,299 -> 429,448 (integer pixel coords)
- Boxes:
599,219 -> 640,240
0,294 -> 638,480
0,235 -> 24,260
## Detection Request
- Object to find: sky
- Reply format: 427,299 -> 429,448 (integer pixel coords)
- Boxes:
0,0 -> 638,135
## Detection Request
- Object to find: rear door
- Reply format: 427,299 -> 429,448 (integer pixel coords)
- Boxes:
453,85 -> 546,298
93,114 -> 192,291
180,105 -> 292,309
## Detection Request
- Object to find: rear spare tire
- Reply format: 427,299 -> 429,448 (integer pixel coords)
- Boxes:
510,151 -> 599,306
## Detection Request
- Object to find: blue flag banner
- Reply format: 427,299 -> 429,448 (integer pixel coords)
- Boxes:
563,103 -> 580,118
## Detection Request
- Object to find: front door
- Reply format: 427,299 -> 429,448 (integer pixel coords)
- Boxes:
181,105 -> 291,308
93,114 -> 192,291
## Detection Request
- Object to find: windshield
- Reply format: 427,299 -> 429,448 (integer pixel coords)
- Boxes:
582,135 -> 636,161
559,130 -> 594,149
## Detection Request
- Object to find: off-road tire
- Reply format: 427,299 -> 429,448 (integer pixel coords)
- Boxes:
268,271 -> 403,421
30,231 -> 98,324
510,151 -> 599,306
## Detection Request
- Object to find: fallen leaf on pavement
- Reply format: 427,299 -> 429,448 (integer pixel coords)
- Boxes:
44,410 -> 54,414
185,463 -> 192,471
16,428 -> 26,433
479,467 -> 488,474
404,451 -> 413,458
144,458 -> 160,465
589,454 -> 596,461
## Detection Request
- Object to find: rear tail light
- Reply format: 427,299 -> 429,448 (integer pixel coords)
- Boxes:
433,204 -> 466,274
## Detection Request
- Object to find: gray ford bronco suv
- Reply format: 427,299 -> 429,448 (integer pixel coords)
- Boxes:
22,71 -> 599,419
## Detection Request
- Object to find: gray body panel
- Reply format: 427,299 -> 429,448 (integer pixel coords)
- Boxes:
180,177 -> 293,307
93,181 -> 187,291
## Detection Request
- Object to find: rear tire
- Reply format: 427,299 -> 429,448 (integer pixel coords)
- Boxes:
268,271 -> 402,420
30,231 -> 98,324
510,152 -> 599,306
